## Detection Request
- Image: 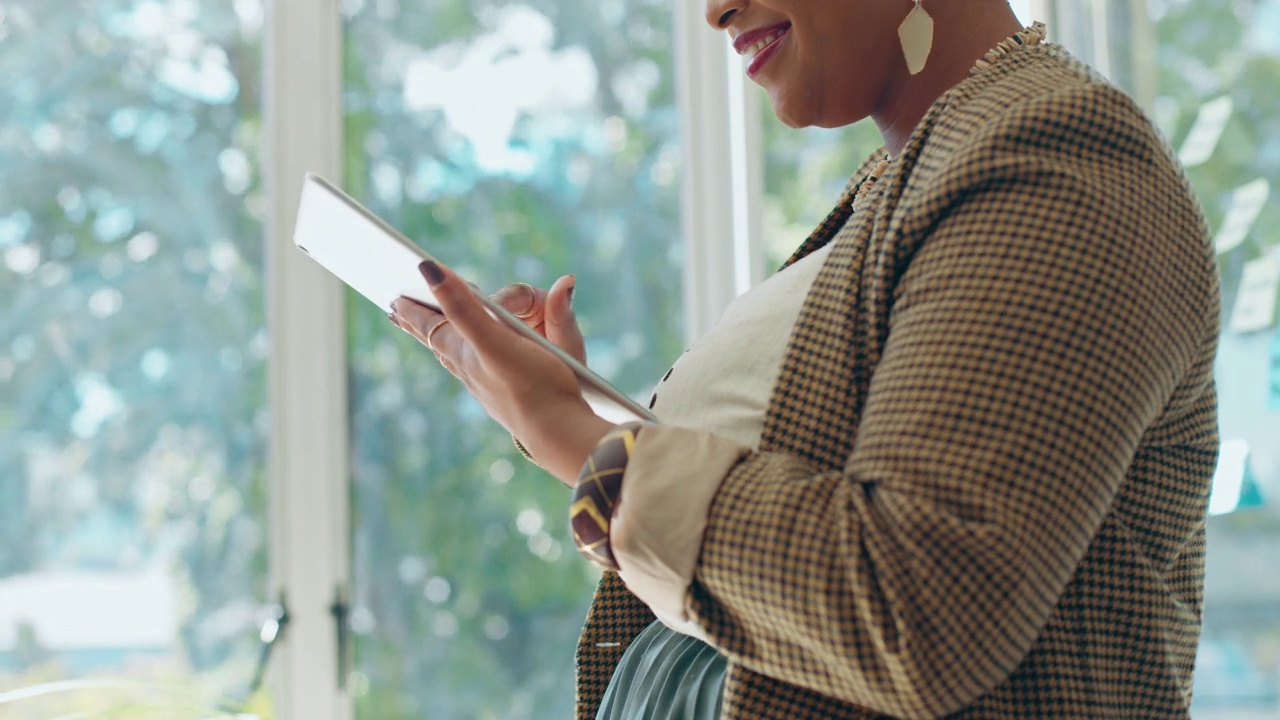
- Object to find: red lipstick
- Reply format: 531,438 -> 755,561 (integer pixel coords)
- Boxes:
733,22 -> 791,78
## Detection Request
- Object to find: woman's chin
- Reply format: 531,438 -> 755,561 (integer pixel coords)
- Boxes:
768,94 -> 811,129
774,112 -> 807,129
767,83 -> 874,130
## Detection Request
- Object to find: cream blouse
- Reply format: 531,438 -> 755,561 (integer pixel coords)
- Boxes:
611,244 -> 834,639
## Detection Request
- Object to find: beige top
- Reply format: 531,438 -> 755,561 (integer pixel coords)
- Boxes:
612,245 -> 834,638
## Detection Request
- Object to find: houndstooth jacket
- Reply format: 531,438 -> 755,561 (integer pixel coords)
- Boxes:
574,44 -> 1220,719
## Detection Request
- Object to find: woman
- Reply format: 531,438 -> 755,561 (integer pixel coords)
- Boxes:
390,0 -> 1221,717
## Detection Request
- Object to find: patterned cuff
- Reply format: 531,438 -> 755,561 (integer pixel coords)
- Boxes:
511,434 -> 536,463
569,422 -> 646,572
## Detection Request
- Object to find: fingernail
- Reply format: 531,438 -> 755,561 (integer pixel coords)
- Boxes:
567,275 -> 576,308
514,283 -> 537,318
419,260 -> 445,287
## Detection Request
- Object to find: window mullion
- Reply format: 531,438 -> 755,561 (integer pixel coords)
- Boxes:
675,3 -> 740,343
264,1 -> 352,719
726,42 -> 767,295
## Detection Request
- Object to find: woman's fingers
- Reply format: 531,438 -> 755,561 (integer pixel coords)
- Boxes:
544,275 -> 586,363
393,264 -> 586,380
416,260 -> 510,360
488,276 -> 586,363
491,282 -> 545,322
390,299 -> 456,358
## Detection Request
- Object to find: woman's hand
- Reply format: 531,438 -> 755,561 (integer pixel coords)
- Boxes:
390,261 -> 614,486
489,275 -> 585,364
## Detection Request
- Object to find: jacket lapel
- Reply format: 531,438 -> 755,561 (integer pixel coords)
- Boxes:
759,99 -> 946,471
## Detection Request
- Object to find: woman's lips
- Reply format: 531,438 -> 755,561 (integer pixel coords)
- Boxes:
747,28 -> 783,77
745,26 -> 790,78
734,22 -> 791,76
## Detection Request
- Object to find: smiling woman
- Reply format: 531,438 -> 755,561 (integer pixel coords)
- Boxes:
5,0 -> 1264,717
383,0 -> 1222,717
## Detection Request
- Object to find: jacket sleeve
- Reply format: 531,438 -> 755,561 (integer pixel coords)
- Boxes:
660,85 -> 1217,718
609,426 -> 751,638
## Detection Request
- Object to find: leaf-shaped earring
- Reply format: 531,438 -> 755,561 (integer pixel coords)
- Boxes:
898,0 -> 934,75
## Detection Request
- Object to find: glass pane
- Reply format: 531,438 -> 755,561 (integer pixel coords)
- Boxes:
760,108 -> 882,269
1099,1 -> 1280,716
0,0 -> 270,716
343,0 -> 681,716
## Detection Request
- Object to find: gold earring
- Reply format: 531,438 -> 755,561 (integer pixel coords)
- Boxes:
898,0 -> 934,75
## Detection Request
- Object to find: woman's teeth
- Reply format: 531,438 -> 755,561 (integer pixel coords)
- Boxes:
746,30 -> 784,60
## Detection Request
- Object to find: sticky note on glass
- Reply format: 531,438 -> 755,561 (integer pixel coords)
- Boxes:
1269,330 -> 1280,411
1208,438 -> 1249,516
1178,96 -> 1233,168
1230,254 -> 1280,334
1215,178 -> 1271,254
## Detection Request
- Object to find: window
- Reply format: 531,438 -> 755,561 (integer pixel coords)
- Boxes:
1043,0 -> 1280,714
1075,0 -> 1280,715
3,1 -> 1274,717
341,0 -> 682,716
0,0 -> 270,715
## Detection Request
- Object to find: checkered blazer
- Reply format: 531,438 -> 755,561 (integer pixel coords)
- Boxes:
575,45 -> 1220,719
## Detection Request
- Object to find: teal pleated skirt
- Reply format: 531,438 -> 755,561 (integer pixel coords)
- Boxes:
595,620 -> 727,720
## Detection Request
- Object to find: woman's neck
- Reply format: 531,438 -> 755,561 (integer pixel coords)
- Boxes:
873,3 -> 1024,157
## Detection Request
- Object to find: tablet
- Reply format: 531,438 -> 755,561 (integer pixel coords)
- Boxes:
293,172 -> 657,424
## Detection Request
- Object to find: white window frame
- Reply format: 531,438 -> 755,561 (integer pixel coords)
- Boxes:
674,1 -> 764,341
264,1 -> 352,719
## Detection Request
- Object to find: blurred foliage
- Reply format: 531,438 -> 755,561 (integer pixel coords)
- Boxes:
1052,0 -> 1280,710
760,109 -> 883,269
0,0 -> 268,709
1143,0 -> 1280,299
1117,0 -> 1280,515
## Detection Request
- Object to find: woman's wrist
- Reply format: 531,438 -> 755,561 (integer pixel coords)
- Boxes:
516,399 -> 615,486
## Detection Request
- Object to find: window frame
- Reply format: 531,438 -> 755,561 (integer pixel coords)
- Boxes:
674,0 -> 766,342
264,0 -> 352,718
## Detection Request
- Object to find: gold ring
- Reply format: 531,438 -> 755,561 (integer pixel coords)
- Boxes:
425,318 -> 451,352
